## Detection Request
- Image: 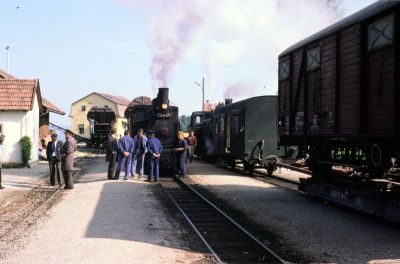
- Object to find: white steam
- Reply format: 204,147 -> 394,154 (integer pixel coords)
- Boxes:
121,0 -> 344,99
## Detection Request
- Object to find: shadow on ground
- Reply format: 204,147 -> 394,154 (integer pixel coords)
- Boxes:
85,179 -> 208,253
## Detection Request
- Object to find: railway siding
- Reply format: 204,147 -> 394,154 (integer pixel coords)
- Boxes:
184,160 -> 400,263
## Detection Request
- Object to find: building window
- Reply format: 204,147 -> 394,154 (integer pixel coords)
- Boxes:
81,105 -> 86,112
214,118 -> 219,135
195,115 -> 201,124
104,105 -> 108,108
368,15 -> 394,50
78,124 -> 85,135
279,60 -> 289,80
307,47 -> 320,71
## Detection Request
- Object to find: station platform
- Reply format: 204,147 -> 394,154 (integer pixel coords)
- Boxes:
1,158 -> 211,264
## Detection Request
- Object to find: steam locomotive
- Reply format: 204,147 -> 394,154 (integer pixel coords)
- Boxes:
125,88 -> 180,173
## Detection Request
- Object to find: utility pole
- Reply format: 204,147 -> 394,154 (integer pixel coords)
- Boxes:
5,46 -> 10,73
195,77 -> 205,111
202,77 -> 205,111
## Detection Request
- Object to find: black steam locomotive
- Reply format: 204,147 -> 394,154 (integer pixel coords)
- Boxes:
125,88 -> 180,173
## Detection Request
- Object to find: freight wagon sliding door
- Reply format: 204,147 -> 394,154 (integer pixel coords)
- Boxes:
365,15 -> 395,135
305,46 -> 322,135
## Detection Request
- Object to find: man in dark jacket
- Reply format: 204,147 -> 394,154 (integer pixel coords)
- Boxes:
62,130 -> 77,190
46,133 -> 64,186
175,131 -> 188,177
106,128 -> 118,180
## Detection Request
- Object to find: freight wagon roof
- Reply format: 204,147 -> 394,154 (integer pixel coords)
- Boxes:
215,95 -> 277,111
279,0 -> 399,58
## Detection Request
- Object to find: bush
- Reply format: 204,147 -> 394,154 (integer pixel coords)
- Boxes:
19,136 -> 32,167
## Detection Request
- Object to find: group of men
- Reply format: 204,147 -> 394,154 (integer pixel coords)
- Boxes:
46,130 -> 77,190
106,128 -> 197,182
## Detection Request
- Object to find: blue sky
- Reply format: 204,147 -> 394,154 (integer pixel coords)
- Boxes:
1,0 -> 376,127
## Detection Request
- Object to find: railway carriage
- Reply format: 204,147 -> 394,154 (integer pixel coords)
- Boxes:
193,96 -> 281,175
278,0 -> 400,222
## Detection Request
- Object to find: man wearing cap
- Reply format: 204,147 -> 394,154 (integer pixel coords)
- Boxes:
114,129 -> 134,180
62,129 -> 77,189
145,130 -> 163,182
106,127 -> 118,180
46,133 -> 64,186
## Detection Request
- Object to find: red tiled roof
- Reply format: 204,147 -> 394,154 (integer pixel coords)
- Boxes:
42,97 -> 65,115
97,93 -> 131,106
0,79 -> 41,111
0,69 -> 16,80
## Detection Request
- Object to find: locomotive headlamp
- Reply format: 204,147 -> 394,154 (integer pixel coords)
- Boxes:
161,103 -> 168,110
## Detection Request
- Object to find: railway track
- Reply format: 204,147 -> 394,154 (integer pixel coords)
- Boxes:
161,177 -> 285,264
0,186 -> 61,241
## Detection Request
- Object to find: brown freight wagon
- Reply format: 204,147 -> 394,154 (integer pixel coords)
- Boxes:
277,0 -> 400,222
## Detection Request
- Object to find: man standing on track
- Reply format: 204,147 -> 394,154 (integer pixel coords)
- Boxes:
186,130 -> 197,163
145,130 -> 162,182
46,133 -> 64,187
62,130 -> 76,190
131,128 -> 147,179
114,130 -> 134,181
175,131 -> 188,177
106,128 -> 118,180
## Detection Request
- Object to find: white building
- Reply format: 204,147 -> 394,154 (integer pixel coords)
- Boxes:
0,71 -> 42,164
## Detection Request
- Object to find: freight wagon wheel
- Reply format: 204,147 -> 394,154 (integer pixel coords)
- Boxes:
370,143 -> 382,168
368,143 -> 392,178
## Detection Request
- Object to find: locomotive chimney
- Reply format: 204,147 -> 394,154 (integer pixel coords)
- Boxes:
225,99 -> 233,105
155,87 -> 170,111
158,88 -> 169,104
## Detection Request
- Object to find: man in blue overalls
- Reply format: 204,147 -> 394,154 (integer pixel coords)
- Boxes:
145,130 -> 163,182
114,130 -> 134,180
175,131 -> 188,177
131,128 -> 148,179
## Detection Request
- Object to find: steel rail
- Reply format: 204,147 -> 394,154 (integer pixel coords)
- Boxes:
170,177 -> 286,264
161,185 -> 223,264
0,187 -> 61,240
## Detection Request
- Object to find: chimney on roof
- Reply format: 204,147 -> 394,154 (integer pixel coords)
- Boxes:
225,99 -> 233,105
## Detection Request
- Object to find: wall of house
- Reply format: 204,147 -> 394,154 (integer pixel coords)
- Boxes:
0,95 -> 39,164
115,117 -> 128,138
70,94 -> 126,139
39,112 -> 50,140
